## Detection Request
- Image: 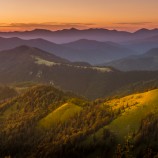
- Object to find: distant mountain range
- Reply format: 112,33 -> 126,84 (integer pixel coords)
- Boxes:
0,45 -> 158,99
0,37 -> 136,64
1,28 -> 158,43
104,48 -> 158,71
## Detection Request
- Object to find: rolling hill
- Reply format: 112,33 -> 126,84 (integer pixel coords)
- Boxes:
0,46 -> 158,100
0,85 -> 158,157
104,48 -> 158,71
62,39 -> 136,63
80,89 -> 158,157
107,89 -> 158,140
124,33 -> 158,53
0,37 -> 136,64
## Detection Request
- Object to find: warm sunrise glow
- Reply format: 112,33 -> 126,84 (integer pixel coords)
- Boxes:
0,0 -> 158,32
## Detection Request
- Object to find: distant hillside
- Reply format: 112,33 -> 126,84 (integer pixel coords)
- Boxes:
104,48 -> 158,71
1,28 -> 158,57
0,46 -> 158,99
124,34 -> 158,53
0,37 -> 136,64
62,39 -> 135,63
62,39 -> 123,49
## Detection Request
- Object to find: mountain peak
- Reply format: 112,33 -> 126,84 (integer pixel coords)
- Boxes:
15,45 -> 32,51
69,27 -> 79,31
134,28 -> 158,34
60,28 -> 79,32
31,29 -> 53,33
134,28 -> 150,33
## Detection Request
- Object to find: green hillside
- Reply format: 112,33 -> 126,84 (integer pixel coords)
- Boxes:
0,85 -> 71,133
0,86 -> 158,157
0,85 -> 113,158
39,102 -> 82,129
106,89 -> 158,141
80,89 -> 158,157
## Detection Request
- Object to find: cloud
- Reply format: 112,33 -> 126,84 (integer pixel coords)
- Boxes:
113,22 -> 152,25
0,22 -> 96,30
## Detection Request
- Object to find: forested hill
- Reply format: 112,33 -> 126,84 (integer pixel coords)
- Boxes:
0,85 -> 158,157
0,46 -> 158,100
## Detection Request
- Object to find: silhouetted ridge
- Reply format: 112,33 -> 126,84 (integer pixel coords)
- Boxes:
14,45 -> 33,51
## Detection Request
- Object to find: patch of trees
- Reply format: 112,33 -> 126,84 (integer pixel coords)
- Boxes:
133,113 -> 158,157
0,86 -> 17,103
0,85 -> 117,158
1,85 -> 158,158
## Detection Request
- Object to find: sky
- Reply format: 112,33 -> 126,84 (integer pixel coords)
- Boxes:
0,0 -> 158,32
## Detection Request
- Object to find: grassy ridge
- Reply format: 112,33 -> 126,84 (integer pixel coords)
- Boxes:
39,102 -> 82,129
106,89 -> 158,141
82,89 -> 158,145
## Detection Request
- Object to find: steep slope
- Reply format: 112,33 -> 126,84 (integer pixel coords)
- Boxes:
133,114 -> 158,157
80,89 -> 158,157
104,48 -> 158,71
39,102 -> 82,129
106,89 -> 158,140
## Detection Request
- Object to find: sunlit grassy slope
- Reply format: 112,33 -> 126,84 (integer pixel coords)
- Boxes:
0,85 -> 72,132
39,102 -> 82,129
106,89 -> 158,140
82,89 -> 158,145
1,84 -> 158,149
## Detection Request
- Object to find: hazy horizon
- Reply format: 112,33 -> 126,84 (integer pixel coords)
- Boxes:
0,27 -> 157,33
0,0 -> 158,32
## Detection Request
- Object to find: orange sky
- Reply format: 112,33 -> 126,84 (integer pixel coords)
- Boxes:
0,0 -> 158,32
